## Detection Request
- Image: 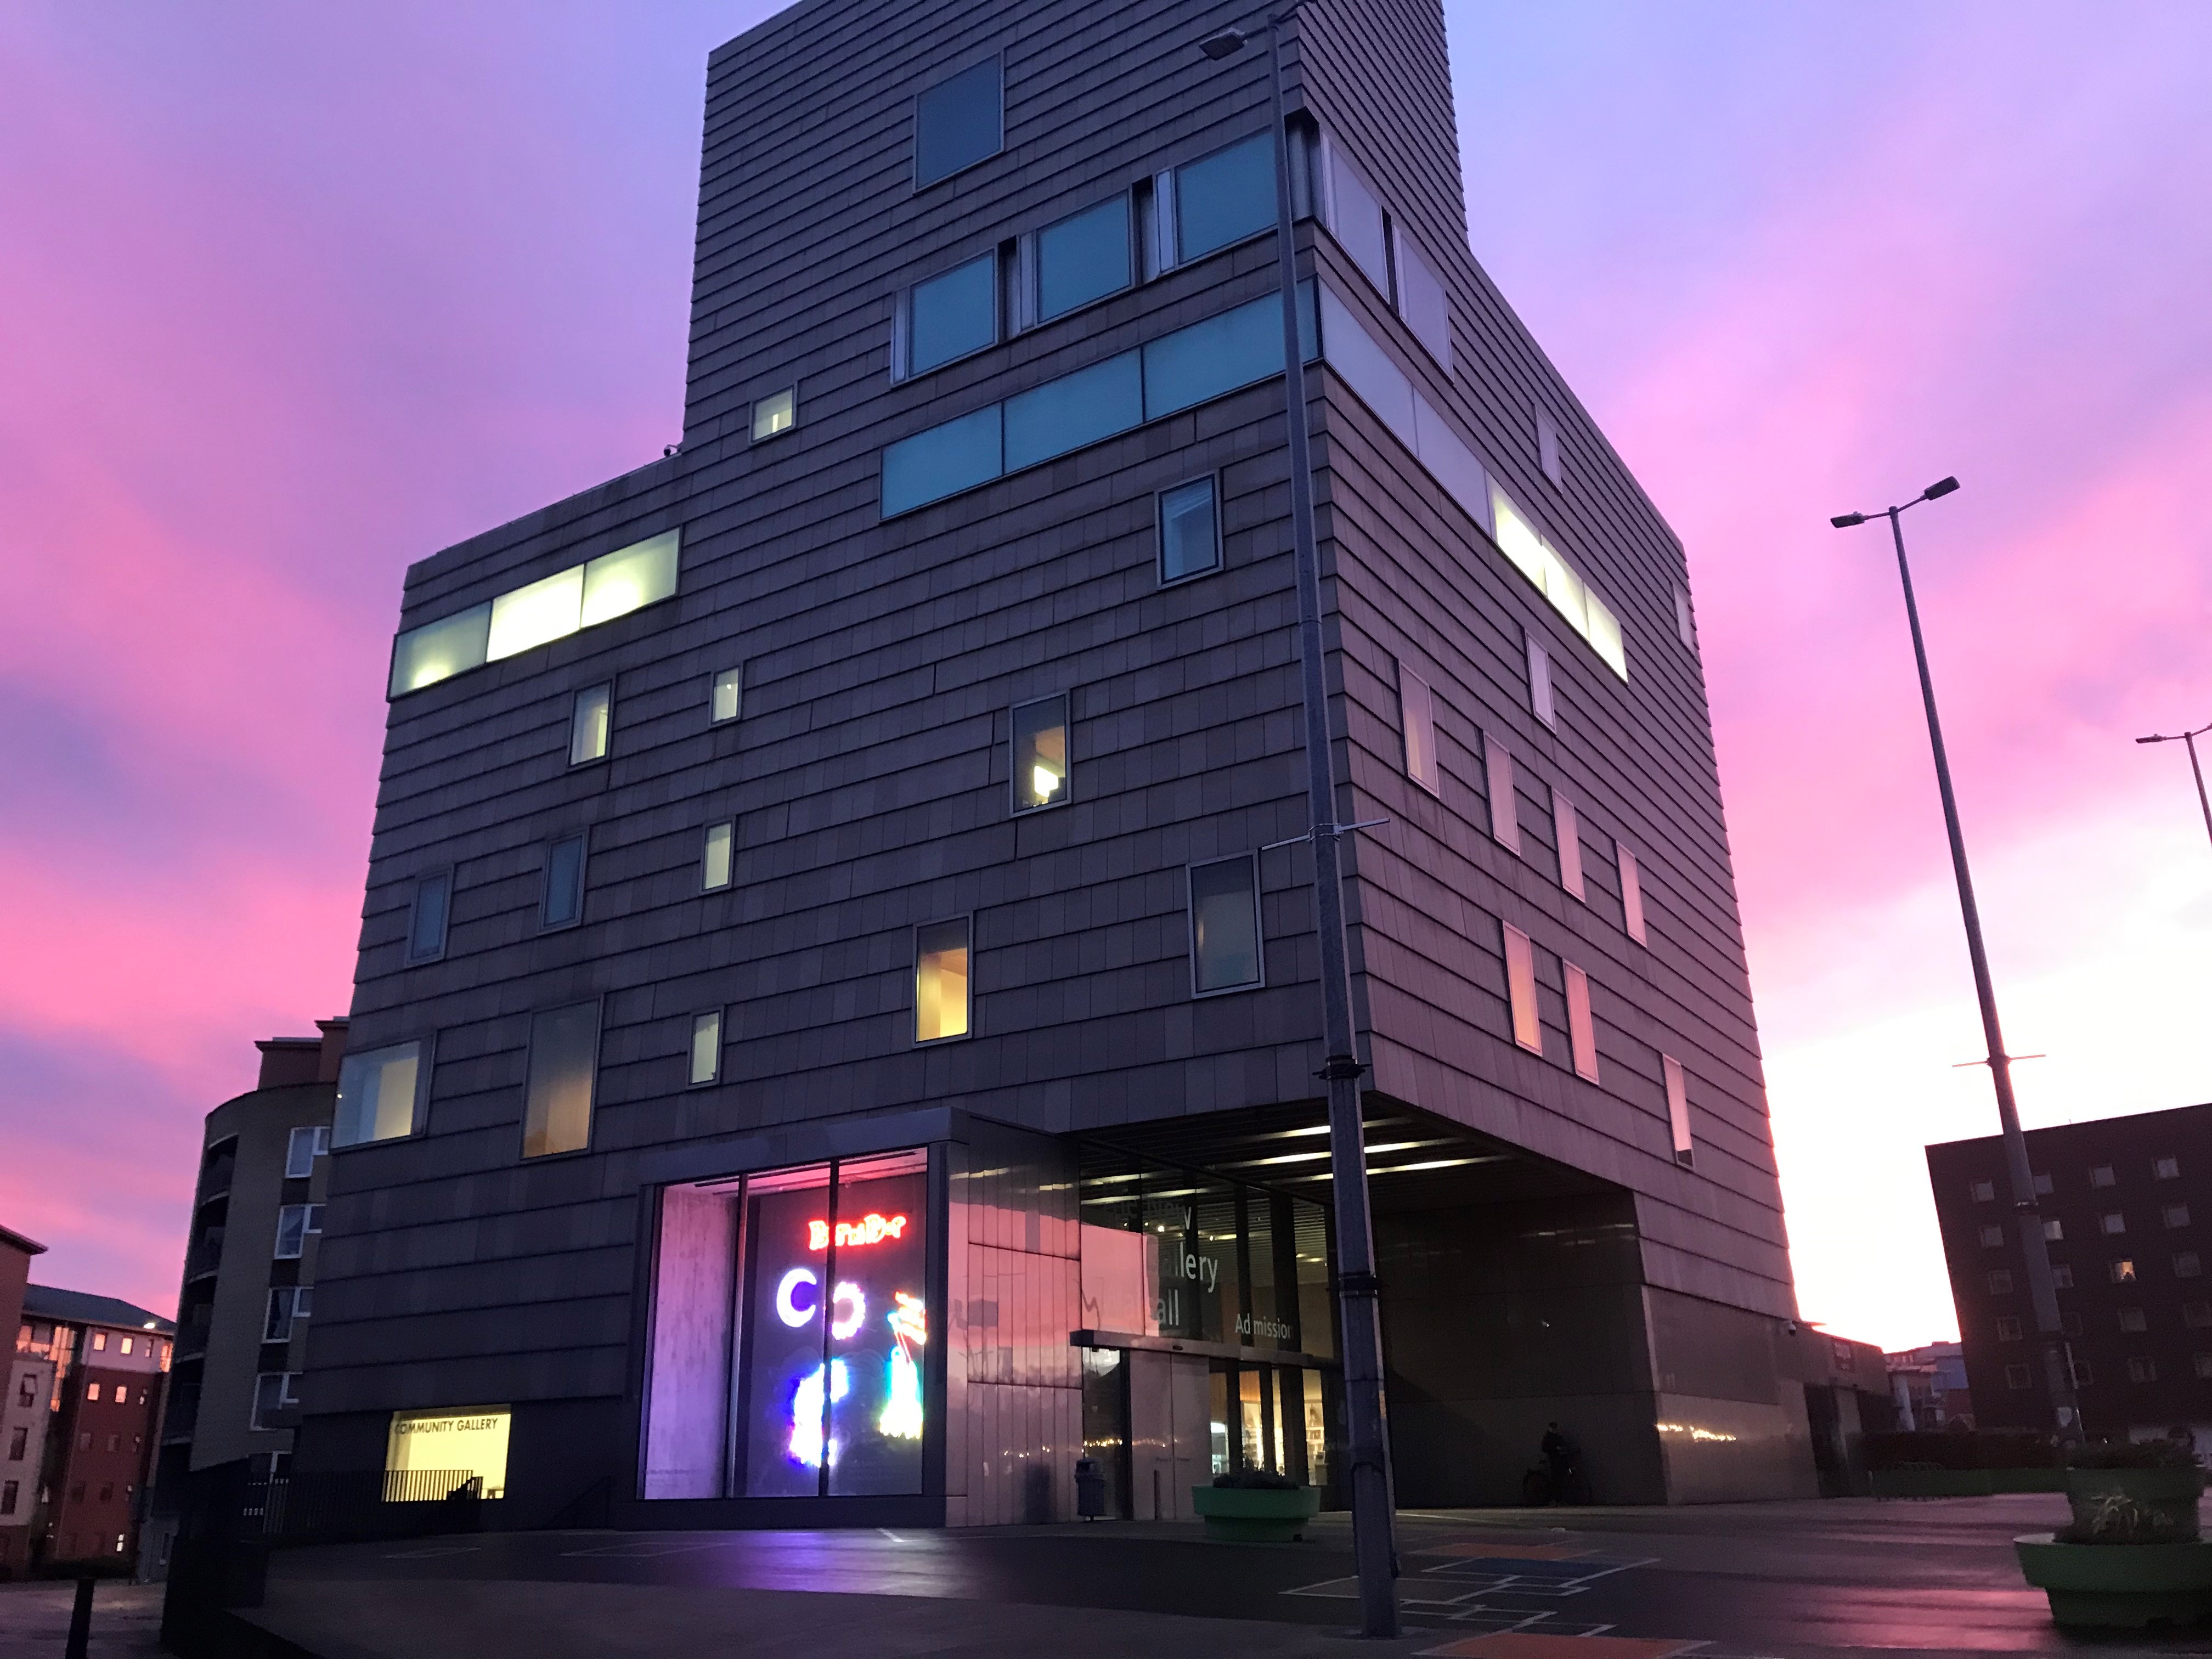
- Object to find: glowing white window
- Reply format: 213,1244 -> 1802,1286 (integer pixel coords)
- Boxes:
580,532 -> 679,629
486,566 -> 584,662
703,822 -> 734,891
710,667 -> 743,725
1012,695 -> 1069,812
752,388 -> 797,442
690,1011 -> 723,1087
569,684 -> 611,766
334,1042 -> 423,1148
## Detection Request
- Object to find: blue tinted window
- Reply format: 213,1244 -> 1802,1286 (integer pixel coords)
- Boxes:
408,873 -> 451,961
543,833 -> 585,928
909,253 -> 997,375
1175,134 -> 1275,263
1143,295 -> 1282,420
915,59 -> 1002,188
1003,352 -> 1142,471
1036,197 -> 1131,321
881,405 -> 1003,517
1159,479 -> 1220,583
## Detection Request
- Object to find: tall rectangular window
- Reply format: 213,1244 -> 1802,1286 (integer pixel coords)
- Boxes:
1552,790 -> 1584,900
334,1042 -> 423,1147
1392,228 -> 1452,372
1662,1055 -> 1694,1166
752,388 -> 797,442
913,57 -> 1002,188
1399,665 -> 1438,795
522,1002 -> 600,1159
273,1204 -> 321,1260
1564,962 -> 1599,1082
407,872 -> 452,962
541,833 -> 586,927
689,1010 -> 723,1087
1172,133 -> 1275,263
1483,733 -> 1520,854
1537,407 -> 1563,485
1322,138 -> 1389,294
1158,477 -> 1221,583
284,1125 -> 329,1178
1527,635 -> 1555,728
1618,843 -> 1647,943
703,821 -> 734,890
1502,923 -> 1541,1053
263,1286 -> 311,1344
915,918 -> 972,1042
1012,695 -> 1069,812
1189,855 -> 1263,995
904,252 -> 997,376
1036,196 -> 1131,321
1675,584 -> 1697,651
569,684 -> 611,766
710,667 -> 743,724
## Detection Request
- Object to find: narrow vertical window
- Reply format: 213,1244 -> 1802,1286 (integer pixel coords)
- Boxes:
1189,854 -> 1263,995
543,832 -> 586,927
284,1125 -> 328,1178
274,1206 -> 309,1260
703,821 -> 734,891
710,667 -> 743,725
522,1001 -> 600,1159
1527,635 -> 1554,728
1399,665 -> 1438,795
1537,408 -> 1563,486
1159,477 -> 1221,583
407,872 -> 452,962
1552,790 -> 1584,900
1564,962 -> 1599,1082
1618,844 -> 1646,943
915,918 -> 972,1042
1483,732 -> 1520,854
1012,694 -> 1069,812
1674,584 -> 1697,651
689,1010 -> 723,1086
1502,923 -> 1541,1053
1663,1054 -> 1694,1166
913,57 -> 1003,189
569,683 -> 611,766
752,388 -> 797,442
1392,228 -> 1452,373
1322,137 -> 1390,294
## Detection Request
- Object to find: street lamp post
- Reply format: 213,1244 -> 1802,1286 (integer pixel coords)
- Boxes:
1830,478 -> 2080,1441
1200,5 -> 1399,1638
2135,722 -> 2212,854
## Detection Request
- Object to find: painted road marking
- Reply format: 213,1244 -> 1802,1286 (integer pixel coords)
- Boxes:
1418,1634 -> 1700,1659
382,1545 -> 481,1559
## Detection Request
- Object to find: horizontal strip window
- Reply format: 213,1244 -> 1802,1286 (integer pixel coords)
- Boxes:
1315,284 -> 1623,680
387,530 -> 680,699
1160,132 -> 1277,268
882,285 -> 1318,518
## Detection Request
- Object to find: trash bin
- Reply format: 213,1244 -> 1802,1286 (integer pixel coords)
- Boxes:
1075,1457 -> 1106,1520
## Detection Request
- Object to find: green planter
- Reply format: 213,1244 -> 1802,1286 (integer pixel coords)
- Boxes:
2017,1533 -> 2212,1629
1189,1485 -> 1321,1543
2064,1466 -> 2205,1543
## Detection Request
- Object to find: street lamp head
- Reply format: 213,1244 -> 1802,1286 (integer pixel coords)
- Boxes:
1829,512 -> 1867,529
1199,26 -> 1249,58
2137,734 -> 2168,745
1923,476 -> 1960,501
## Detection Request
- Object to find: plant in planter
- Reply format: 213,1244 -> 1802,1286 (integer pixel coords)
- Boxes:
1190,1469 -> 1321,1543
2016,1437 -> 2212,1629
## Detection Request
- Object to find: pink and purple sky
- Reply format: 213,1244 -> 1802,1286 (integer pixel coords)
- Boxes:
3,3 -> 2207,1351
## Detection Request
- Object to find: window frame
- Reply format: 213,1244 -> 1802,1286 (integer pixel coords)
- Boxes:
751,387 -> 798,443
1562,960 -> 1598,1082
1009,692 -> 1071,816
521,998 -> 605,1162
273,1203 -> 321,1261
1482,731 -> 1519,854
914,915 -> 977,1043
405,868 -> 454,964
689,1009 -> 724,1088
332,1039 -> 430,1150
710,666 -> 743,726
1500,923 -> 1541,1054
1617,843 -> 1647,944
568,682 -> 612,768
1536,407 -> 1563,486
1527,633 -> 1555,729
283,1125 -> 330,1179
703,820 -> 736,892
1160,130 -> 1279,269
911,55 -> 1004,192
895,250 -> 1001,381
1398,664 -> 1440,797
1187,853 -> 1266,999
541,831 -> 588,930
1030,191 -> 1136,326
1662,1053 -> 1694,1166
1551,789 -> 1584,900
1155,472 -> 1223,586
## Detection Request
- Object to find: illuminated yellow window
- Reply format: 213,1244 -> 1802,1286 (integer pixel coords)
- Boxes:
752,388 -> 797,442
385,1407 -> 511,1501
1012,695 -> 1069,812
915,918 -> 971,1042
580,532 -> 679,629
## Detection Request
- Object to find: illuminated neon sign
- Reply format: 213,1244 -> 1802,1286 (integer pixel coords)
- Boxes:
880,1291 -> 926,1440
806,1214 -> 909,1251
788,1360 -> 850,1468
774,1268 -> 865,1338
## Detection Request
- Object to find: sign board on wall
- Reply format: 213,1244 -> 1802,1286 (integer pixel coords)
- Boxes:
384,1407 -> 511,1499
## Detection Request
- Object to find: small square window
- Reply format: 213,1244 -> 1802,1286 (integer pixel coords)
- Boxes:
407,871 -> 453,963
710,667 -> 742,725
1970,1180 -> 1996,1203
2005,1364 -> 2032,1389
569,683 -> 611,766
2101,1212 -> 2126,1235
91,1331 -> 106,1352
335,1042 -> 424,1147
2164,1205 -> 2192,1229
543,832 -> 586,928
1979,1225 -> 2005,1248
2044,1218 -> 2063,1242
1399,667 -> 1439,797
2126,1357 -> 2158,1384
1011,695 -> 1069,813
2183,1301 -> 2212,1329
916,917 -> 973,1041
689,1010 -> 722,1087
2110,1259 -> 2137,1283
1158,477 -> 1221,583
913,57 -> 1002,189
1526,634 -> 1554,729
2118,1306 -> 2148,1333
2091,1165 -> 2116,1188
2032,1172 -> 2054,1195
1995,1316 -> 2023,1342
86,1383 -> 101,1402
1189,856 -> 1263,996
703,821 -> 734,891
1987,1270 -> 2014,1294
2052,1265 -> 2075,1288
2177,1252 -> 2202,1279
752,387 -> 797,442
2155,1156 -> 2181,1180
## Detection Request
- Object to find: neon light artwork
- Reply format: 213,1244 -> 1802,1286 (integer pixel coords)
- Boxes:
774,1267 -> 818,1328
879,1291 -> 926,1441
805,1213 -> 909,1251
830,1282 -> 866,1341
788,1359 -> 850,1469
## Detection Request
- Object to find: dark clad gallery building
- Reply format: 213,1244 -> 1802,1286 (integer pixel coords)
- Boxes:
300,0 -> 1816,1523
